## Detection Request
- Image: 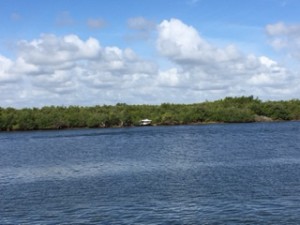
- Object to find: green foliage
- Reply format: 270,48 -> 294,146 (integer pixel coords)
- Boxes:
261,102 -> 291,120
0,96 -> 299,131
210,107 -> 255,123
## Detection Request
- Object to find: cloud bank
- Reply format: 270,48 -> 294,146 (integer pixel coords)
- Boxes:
0,19 -> 298,107
156,19 -> 295,98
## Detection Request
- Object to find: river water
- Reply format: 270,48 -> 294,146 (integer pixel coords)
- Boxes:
1,122 -> 300,224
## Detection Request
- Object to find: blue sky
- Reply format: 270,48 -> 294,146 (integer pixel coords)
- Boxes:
1,0 -> 300,107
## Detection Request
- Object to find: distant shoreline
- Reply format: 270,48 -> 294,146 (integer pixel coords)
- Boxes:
1,117 -> 299,132
1,96 -> 299,131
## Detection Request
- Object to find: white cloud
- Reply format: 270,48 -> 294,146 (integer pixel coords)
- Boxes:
157,18 -> 241,64
156,19 -> 296,99
0,55 -> 18,83
157,68 -> 182,87
0,19 -> 299,108
11,57 -> 40,75
266,22 -> 300,36
266,22 -> 300,60
17,34 -> 101,67
0,34 -> 159,107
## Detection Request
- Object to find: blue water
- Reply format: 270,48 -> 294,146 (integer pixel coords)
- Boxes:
1,122 -> 300,224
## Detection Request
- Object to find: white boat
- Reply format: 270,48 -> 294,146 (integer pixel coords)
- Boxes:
140,119 -> 152,126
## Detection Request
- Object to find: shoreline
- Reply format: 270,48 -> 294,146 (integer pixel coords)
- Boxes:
1,119 -> 298,132
1,96 -> 299,132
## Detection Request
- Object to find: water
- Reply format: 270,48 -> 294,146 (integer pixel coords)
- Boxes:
1,122 -> 300,224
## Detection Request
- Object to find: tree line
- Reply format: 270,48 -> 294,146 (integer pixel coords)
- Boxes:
1,96 -> 300,131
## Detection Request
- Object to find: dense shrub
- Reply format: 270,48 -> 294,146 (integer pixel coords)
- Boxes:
0,96 -> 299,131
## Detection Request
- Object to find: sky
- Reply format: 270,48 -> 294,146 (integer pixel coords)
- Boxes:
1,0 -> 300,108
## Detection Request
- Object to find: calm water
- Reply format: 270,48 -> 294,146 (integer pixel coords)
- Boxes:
1,122 -> 300,224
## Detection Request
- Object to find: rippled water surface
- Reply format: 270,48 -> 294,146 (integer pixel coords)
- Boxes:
1,122 -> 300,224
